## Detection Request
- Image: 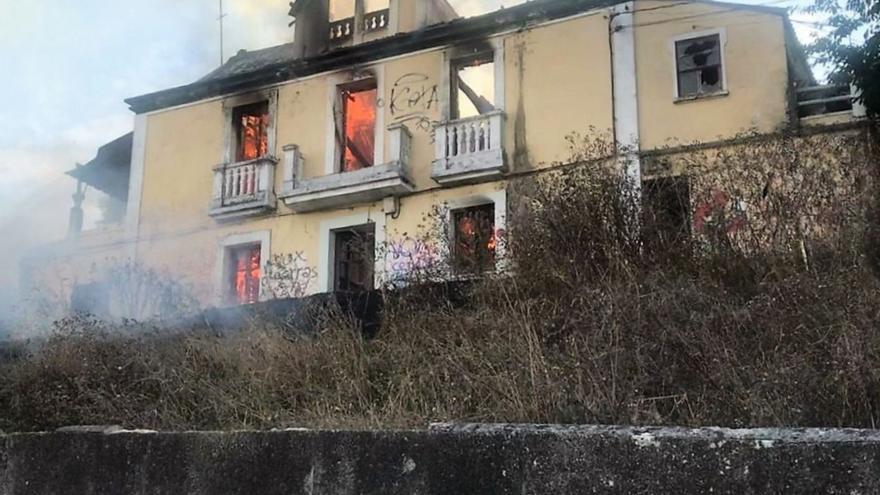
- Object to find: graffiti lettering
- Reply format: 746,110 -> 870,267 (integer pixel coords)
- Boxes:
389,73 -> 441,133
261,252 -> 318,300
384,238 -> 439,279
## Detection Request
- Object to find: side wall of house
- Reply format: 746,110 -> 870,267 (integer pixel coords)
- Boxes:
634,2 -> 790,149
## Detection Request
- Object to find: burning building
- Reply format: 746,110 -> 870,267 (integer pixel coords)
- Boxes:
24,0 -> 870,320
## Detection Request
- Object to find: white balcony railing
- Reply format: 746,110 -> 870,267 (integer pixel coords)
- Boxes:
432,110 -> 506,185
210,157 -> 277,220
797,84 -> 866,120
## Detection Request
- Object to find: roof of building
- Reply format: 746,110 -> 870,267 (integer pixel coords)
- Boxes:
67,133 -> 133,200
125,0 -> 795,114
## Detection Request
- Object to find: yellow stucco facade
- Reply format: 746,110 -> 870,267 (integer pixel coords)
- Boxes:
28,0 -> 863,317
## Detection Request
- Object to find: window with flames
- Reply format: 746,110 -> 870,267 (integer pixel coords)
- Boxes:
234,102 -> 270,162
452,204 -> 497,273
228,244 -> 262,305
337,80 -> 378,172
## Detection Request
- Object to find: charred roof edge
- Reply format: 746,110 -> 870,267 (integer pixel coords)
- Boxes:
125,0 -> 788,114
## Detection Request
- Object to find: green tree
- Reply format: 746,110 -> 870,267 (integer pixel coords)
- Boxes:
807,0 -> 880,116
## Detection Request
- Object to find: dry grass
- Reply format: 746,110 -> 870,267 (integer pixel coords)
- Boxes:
2,130 -> 879,432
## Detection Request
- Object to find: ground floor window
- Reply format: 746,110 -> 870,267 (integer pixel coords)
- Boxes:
452,203 -> 496,273
333,224 -> 376,292
643,176 -> 692,249
227,244 -> 262,305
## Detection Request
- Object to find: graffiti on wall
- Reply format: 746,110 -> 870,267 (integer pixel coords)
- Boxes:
384,73 -> 441,133
384,238 -> 439,280
261,252 -> 318,300
693,190 -> 748,235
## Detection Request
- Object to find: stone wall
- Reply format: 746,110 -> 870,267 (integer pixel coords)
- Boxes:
2,424 -> 879,494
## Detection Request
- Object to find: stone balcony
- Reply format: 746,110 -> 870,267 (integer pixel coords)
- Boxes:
432,110 -> 507,186
209,156 -> 278,220
279,123 -> 415,213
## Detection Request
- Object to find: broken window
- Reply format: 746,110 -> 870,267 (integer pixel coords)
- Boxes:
451,51 -> 496,120
337,80 -> 377,172
452,204 -> 496,272
334,225 -> 376,292
227,244 -> 262,305
675,34 -> 723,98
234,102 -> 269,162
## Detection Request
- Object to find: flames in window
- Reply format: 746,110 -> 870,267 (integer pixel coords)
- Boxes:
340,83 -> 377,172
230,244 -> 261,305
235,102 -> 269,162
453,204 -> 496,272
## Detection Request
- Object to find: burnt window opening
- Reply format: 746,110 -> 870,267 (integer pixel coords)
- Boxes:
451,51 -> 496,120
337,79 -> 378,172
452,204 -> 497,273
334,225 -> 376,292
675,34 -> 723,98
642,177 -> 692,251
227,244 -> 262,305
234,102 -> 270,162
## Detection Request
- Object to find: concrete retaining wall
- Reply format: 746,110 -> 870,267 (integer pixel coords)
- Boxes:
2,424 -> 879,494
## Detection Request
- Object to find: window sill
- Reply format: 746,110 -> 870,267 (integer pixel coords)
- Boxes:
673,90 -> 729,104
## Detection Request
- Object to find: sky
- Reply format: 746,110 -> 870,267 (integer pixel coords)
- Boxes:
0,0 -> 819,315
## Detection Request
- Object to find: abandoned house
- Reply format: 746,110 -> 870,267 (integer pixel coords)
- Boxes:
22,0 -> 869,319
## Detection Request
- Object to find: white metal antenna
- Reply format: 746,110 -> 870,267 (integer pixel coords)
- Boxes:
218,0 -> 228,66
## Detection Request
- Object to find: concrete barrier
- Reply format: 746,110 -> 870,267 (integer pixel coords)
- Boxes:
1,424 -> 879,494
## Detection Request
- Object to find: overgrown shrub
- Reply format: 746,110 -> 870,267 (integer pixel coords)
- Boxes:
1,129 -> 878,432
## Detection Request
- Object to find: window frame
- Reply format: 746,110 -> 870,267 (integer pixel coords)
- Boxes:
222,90 -> 279,166
670,29 -> 728,101
449,50 -> 497,121
442,189 -> 508,274
215,230 -> 271,305
318,212 -> 387,292
336,78 -> 379,173
325,69 -> 385,175
450,202 -> 497,273
332,223 -> 377,292
232,101 -> 270,163
442,38 -> 505,122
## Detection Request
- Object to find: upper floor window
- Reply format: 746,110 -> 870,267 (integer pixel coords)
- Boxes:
234,102 -> 269,162
675,33 -> 724,99
330,0 -> 355,22
451,51 -> 496,120
337,79 -> 378,172
452,203 -> 496,273
227,243 -> 262,305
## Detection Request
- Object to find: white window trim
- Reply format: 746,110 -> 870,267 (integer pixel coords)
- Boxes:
670,28 -> 729,101
324,67 -> 386,175
442,188 -> 507,272
441,38 -> 506,121
214,230 -> 272,305
318,211 -> 387,292
221,89 -> 280,165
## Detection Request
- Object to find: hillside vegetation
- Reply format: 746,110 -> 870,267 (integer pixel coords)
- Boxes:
2,131 -> 878,432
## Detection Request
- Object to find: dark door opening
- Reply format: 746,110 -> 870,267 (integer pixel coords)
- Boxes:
333,224 -> 376,292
